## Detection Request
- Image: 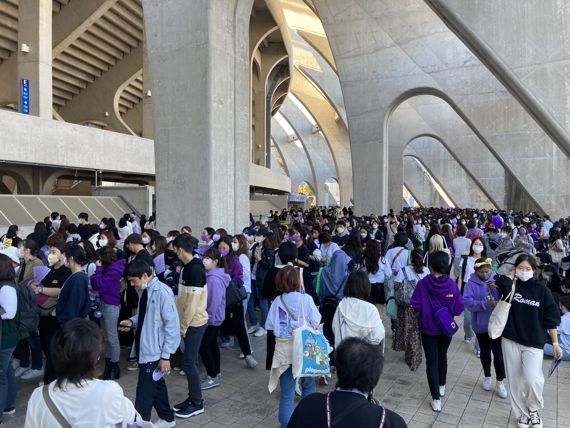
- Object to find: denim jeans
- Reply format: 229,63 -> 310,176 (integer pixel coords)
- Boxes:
278,367 -> 315,428
247,280 -> 269,328
100,302 -> 121,362
0,346 -> 16,421
182,325 -> 206,405
246,281 -> 258,326
463,311 -> 480,353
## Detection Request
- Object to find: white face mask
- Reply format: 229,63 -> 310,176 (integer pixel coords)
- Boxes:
99,223 -> 106,229
47,253 -> 60,266
231,242 -> 239,252
473,244 -> 484,254
360,233 -> 367,239
337,227 -> 345,235
255,236 -> 263,243
203,258 -> 213,270
142,237 -> 151,245
166,236 -> 174,243
516,269 -> 533,282
98,239 -> 108,247
247,235 -> 254,243
372,224 -> 378,229
140,281 -> 148,290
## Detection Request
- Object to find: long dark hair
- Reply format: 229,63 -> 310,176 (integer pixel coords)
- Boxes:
410,248 -> 425,275
363,239 -> 381,275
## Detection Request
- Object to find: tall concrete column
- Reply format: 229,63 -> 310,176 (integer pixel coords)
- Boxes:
143,0 -> 253,233
17,0 -> 52,117
142,30 -> 154,139
252,82 -> 267,166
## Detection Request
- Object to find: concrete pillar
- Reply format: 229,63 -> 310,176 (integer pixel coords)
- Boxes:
142,30 -> 154,139
17,0 -> 52,117
252,82 -> 267,166
143,0 -> 253,233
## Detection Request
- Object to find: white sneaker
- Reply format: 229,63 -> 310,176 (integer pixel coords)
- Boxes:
253,327 -> 267,337
200,375 -> 220,390
239,353 -> 245,359
21,368 -> 44,380
12,358 -> 20,370
245,355 -> 259,368
528,411 -> 542,428
179,370 -> 186,376
14,366 -> 30,378
483,377 -> 492,391
431,399 -> 442,412
439,385 -> 446,397
247,325 -> 260,334
154,418 -> 176,428
518,415 -> 530,428
496,381 -> 508,399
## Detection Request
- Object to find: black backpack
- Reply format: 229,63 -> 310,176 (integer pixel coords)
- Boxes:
0,280 -> 39,335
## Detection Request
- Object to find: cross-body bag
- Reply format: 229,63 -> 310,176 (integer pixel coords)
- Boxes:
426,292 -> 458,337
488,279 -> 516,339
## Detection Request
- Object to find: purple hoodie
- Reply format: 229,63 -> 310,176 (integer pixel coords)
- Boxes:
411,274 -> 464,336
226,254 -> 244,286
206,267 -> 230,326
463,272 -> 500,334
90,259 -> 125,305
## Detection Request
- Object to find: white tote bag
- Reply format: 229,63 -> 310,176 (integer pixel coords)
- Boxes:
488,280 -> 516,339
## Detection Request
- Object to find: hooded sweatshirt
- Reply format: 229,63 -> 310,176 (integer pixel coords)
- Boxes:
411,274 -> 464,336
205,267 -> 230,326
90,259 -> 126,306
332,297 -> 385,347
463,272 -> 500,334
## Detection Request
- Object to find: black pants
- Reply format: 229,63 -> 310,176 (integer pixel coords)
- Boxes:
199,325 -> 221,378
38,316 -> 60,384
421,333 -> 452,399
135,360 -> 174,422
182,325 -> 206,405
14,332 -> 43,370
223,305 -> 252,356
475,333 -> 505,381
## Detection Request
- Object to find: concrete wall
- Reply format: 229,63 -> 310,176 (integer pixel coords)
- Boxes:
403,156 -> 448,208
92,185 -> 152,216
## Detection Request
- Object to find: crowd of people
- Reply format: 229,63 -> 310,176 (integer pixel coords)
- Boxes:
0,206 -> 568,427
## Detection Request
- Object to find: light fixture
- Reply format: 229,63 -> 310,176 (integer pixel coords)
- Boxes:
20,43 -> 30,53
146,90 -> 152,97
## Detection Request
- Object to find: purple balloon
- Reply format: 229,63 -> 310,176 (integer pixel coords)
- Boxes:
492,215 -> 504,229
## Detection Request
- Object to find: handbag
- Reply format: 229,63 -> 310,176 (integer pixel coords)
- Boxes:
488,279 -> 516,339
225,279 -> 247,308
384,248 -> 406,319
37,294 -> 58,317
284,295 -> 332,378
394,268 -> 419,306
427,293 -> 458,337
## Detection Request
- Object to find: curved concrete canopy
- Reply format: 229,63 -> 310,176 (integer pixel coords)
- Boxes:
405,136 -> 495,209
312,0 -> 570,217
403,156 -> 451,209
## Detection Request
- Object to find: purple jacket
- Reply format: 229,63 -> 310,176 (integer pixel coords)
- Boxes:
411,274 -> 464,336
90,259 -> 125,305
206,268 -> 230,326
463,272 -> 500,334
226,254 -> 244,286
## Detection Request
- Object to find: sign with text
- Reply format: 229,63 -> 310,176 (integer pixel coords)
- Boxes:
21,79 -> 30,114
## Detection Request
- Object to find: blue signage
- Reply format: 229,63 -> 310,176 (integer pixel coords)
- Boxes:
21,79 -> 29,114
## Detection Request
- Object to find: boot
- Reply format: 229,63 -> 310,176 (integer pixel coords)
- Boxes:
108,361 -> 121,381
99,358 -> 111,380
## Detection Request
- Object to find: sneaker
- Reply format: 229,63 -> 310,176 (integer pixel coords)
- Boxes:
179,370 -> 186,376
220,341 -> 232,348
482,377 -> 492,391
464,336 -> 473,344
253,327 -> 267,337
201,375 -> 220,390
529,410 -> 542,428
172,398 -> 190,412
518,415 -> 530,428
2,407 -> 15,415
12,358 -> 20,370
239,353 -> 245,359
431,399 -> 442,412
127,362 -> 138,371
247,325 -> 260,334
439,385 -> 445,397
496,381 -> 508,399
175,401 -> 204,419
14,366 -> 30,378
475,350 -> 481,358
245,355 -> 259,368
154,419 -> 176,428
217,372 -> 222,381
21,369 -> 43,380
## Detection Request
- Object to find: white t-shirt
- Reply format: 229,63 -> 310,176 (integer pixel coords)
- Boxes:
459,256 -> 476,284
238,253 -> 252,293
265,292 -> 321,338
320,242 -> 340,261
25,379 -> 136,428
0,284 -> 17,320
384,247 -> 409,276
367,258 -> 386,284
453,237 -> 471,259
394,265 -> 430,284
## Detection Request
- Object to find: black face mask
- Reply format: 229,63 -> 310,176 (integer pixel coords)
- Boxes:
164,249 -> 178,265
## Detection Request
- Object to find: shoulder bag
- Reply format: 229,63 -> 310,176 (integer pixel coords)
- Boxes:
488,279 -> 516,339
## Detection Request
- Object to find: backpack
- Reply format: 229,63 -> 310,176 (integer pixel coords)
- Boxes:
427,293 -> 458,337
0,280 -> 39,335
225,278 -> 247,308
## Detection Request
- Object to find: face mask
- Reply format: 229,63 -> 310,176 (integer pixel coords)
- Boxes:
47,254 -> 59,266
372,224 -> 378,229
337,227 -> 345,235
212,233 -> 221,242
203,258 -> 213,270
18,248 -> 25,258
461,220 -> 466,225
516,269 -> 533,282
201,233 -> 208,242
478,272 -> 490,282
231,242 -> 239,252
142,237 -> 151,245
63,257 -> 69,267
140,281 -> 148,290
473,244 -> 484,254
291,234 -> 300,243
360,233 -> 367,239
98,239 -> 108,247
542,273 -> 551,281
255,236 -> 263,243
99,223 -> 106,229
166,236 -> 174,243
247,235 -> 254,243
519,230 -> 527,236
220,248 -> 229,257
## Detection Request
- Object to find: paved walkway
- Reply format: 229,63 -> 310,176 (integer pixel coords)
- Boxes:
5,316 -> 567,427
